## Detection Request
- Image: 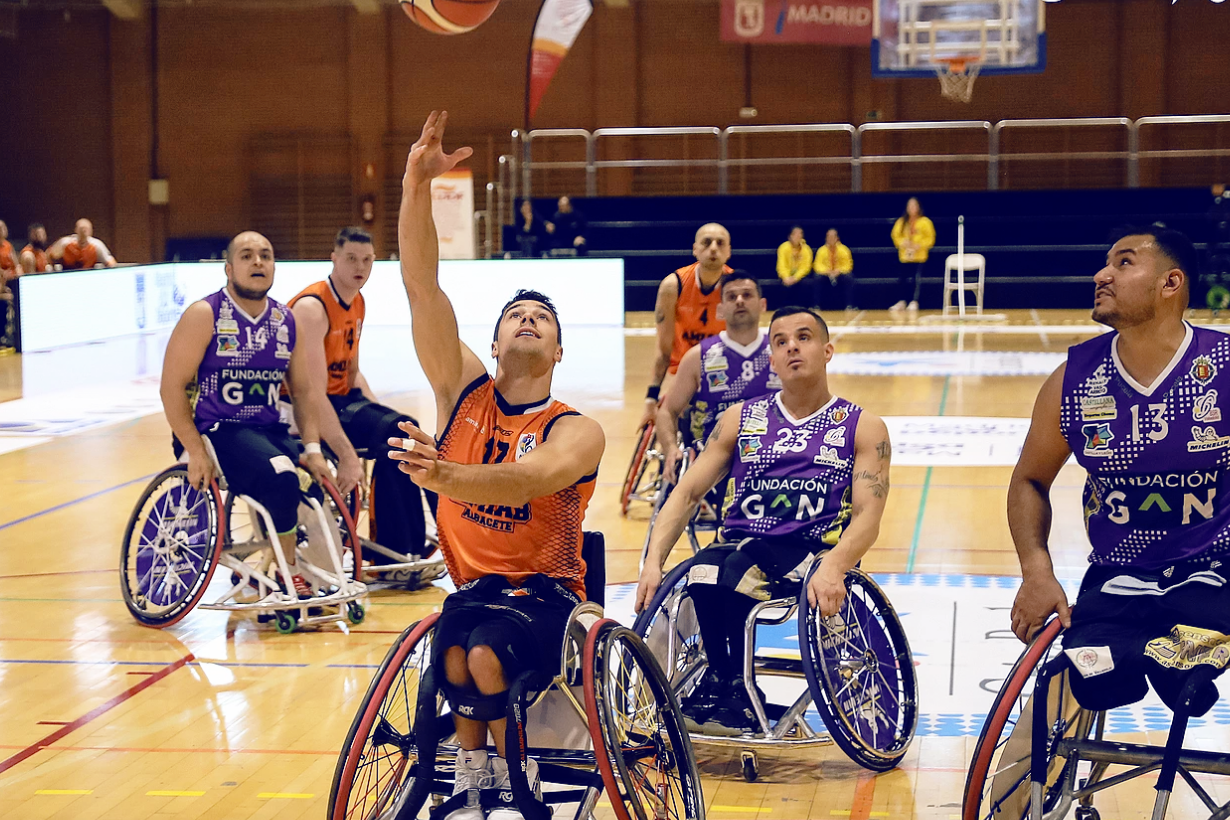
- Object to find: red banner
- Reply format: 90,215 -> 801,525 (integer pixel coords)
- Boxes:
720,0 -> 873,45
527,0 -> 593,122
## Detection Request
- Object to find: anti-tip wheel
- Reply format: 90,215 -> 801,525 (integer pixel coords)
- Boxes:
275,611 -> 298,634
741,751 -> 758,783
347,602 -> 366,625
1074,807 -> 1100,820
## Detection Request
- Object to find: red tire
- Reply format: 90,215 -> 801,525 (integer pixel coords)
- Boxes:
621,424 -> 655,515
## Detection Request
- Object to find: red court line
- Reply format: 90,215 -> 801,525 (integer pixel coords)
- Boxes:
0,652 -> 194,776
849,771 -> 877,820
36,721 -> 71,726
0,568 -> 112,581
0,743 -> 334,756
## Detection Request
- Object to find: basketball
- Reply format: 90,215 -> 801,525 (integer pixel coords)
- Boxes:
399,0 -> 500,35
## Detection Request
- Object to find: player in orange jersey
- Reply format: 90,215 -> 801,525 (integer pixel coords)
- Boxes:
48,218 -> 117,269
288,226 -> 438,572
389,111 -> 605,820
638,222 -> 733,428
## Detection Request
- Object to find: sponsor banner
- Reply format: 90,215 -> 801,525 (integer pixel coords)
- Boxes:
528,0 -> 593,120
430,169 -> 475,260
721,0 -> 873,45
828,351 -> 1067,377
886,416 -> 1032,467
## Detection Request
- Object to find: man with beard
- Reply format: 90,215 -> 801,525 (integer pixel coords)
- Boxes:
1009,225 -> 1230,719
386,111 -> 605,820
19,223 -> 50,273
160,231 -> 332,598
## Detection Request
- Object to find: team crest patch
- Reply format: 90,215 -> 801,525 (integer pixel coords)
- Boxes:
831,407 -> 849,424
706,370 -> 730,390
516,433 -> 537,461
1192,355 -> 1217,387
1081,423 -> 1114,457
270,308 -> 285,326
216,335 -> 240,355
738,435 -> 763,462
1195,390 -> 1223,423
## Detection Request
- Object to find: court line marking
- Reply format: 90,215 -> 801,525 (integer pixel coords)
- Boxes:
905,376 -> 949,573
0,744 -> 336,756
711,807 -> 771,813
259,793 -> 315,799
0,472 -> 156,532
848,771 -> 879,820
35,789 -> 93,795
0,652 -> 194,775
0,568 -> 112,581
146,790 -> 206,797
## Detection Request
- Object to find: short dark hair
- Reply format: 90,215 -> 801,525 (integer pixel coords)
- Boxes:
1107,223 -> 1200,282
769,305 -> 829,340
335,226 -> 372,248
719,270 -> 762,298
494,289 -> 562,343
789,225 -> 804,234
28,222 -> 43,234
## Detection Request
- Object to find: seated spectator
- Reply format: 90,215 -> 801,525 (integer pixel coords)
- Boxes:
0,221 -> 16,282
49,218 -> 117,269
515,199 -> 551,258
19,223 -> 50,274
776,225 -> 814,304
550,195 -> 588,256
813,228 -> 856,311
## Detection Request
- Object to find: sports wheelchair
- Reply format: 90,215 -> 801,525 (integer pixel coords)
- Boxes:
621,422 -> 666,515
638,441 -> 722,571
329,534 -> 705,820
120,436 -> 367,633
634,553 -> 917,781
964,619 -> 1230,820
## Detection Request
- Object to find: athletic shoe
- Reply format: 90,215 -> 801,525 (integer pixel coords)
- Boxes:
445,749 -> 495,820
907,300 -> 919,313
288,573 -> 314,599
705,678 -> 766,736
488,756 -> 542,820
889,300 -> 906,312
679,670 -> 727,726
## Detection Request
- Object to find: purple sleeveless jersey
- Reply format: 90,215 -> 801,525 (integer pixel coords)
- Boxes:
688,330 -> 782,445
1062,324 -> 1230,568
720,392 -> 861,546
192,288 -> 295,432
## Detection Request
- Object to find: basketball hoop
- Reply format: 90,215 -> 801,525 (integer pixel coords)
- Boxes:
935,57 -> 981,104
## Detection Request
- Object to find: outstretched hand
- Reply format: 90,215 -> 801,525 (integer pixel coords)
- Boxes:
404,111 -> 474,188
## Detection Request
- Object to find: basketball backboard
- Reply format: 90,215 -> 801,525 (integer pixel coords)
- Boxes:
872,0 -> 1045,77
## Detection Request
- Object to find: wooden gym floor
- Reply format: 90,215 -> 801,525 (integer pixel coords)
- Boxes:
4,308 -> 1230,819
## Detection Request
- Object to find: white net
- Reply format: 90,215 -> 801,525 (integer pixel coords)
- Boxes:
936,60 -> 981,104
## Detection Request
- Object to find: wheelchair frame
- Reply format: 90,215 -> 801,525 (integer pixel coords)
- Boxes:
621,422 -> 665,515
635,554 -> 917,780
638,443 -> 722,571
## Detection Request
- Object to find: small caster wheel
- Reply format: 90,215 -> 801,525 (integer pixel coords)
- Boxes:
346,601 -> 365,625
274,611 -> 297,634
1075,807 -> 1100,820
740,751 -> 758,783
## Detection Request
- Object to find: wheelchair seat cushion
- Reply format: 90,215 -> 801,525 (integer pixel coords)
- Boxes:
431,575 -> 578,679
686,539 -> 815,601
1063,560 -> 1230,716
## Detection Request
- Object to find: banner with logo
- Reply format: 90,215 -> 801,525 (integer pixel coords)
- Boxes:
721,0 -> 873,45
431,169 -> 475,260
527,0 -> 594,122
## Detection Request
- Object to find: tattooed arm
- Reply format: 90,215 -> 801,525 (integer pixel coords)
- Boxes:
807,412 -> 892,616
639,274 -> 680,429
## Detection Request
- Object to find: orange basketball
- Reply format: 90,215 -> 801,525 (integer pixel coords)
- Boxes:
400,0 -> 499,35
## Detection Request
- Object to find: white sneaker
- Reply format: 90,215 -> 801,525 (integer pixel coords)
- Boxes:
446,749 -> 494,820
907,300 -> 919,312
889,300 -> 906,312
488,756 -> 542,820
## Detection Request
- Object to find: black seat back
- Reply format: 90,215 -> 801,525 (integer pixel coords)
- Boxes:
581,531 -> 606,609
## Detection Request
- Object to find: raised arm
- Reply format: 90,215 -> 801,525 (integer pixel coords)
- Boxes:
1009,364 -> 1074,642
290,297 -> 363,493
808,412 -> 891,617
639,274 -> 679,428
635,403 -> 740,611
388,413 -> 604,507
399,110 -> 486,415
159,302 -> 215,489
655,343 -> 702,481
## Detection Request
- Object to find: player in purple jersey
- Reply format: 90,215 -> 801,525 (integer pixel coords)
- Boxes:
160,231 -> 332,598
1009,225 -> 1230,714
635,306 -> 892,733
655,271 -> 781,482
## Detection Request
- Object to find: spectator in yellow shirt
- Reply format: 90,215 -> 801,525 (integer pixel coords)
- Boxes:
813,228 -> 855,311
890,197 -> 936,313
776,226 -> 814,303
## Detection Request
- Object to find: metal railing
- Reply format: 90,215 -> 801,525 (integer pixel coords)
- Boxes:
504,114 -> 1230,207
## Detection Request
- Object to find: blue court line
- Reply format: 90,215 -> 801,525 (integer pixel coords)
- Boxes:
905,376 -> 950,574
0,659 -> 311,668
325,664 -> 381,669
0,473 -> 157,532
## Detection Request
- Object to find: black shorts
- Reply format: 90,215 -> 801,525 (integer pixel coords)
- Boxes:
204,423 -> 305,533
686,538 -> 818,601
432,575 -> 579,680
1064,558 -> 1230,715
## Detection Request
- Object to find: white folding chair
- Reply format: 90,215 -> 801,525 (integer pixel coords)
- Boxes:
943,252 -> 986,317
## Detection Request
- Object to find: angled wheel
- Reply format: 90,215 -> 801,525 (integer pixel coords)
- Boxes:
799,566 -> 917,771
319,475 -> 363,584
632,557 -> 706,699
621,423 -> 655,515
120,466 -> 224,628
329,613 -> 442,820
584,620 -> 705,820
962,619 -> 1093,820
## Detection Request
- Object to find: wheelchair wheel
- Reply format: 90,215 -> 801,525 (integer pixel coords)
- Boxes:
799,566 -> 917,771
632,557 -> 706,698
320,476 -> 363,584
621,423 -> 656,515
584,620 -> 705,820
120,466 -> 224,628
329,613 -> 440,820
962,619 -> 1093,820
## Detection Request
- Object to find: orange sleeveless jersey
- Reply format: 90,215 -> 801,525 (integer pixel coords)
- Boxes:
288,279 -> 365,396
436,376 -> 596,598
62,240 -> 98,269
669,262 -> 730,373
